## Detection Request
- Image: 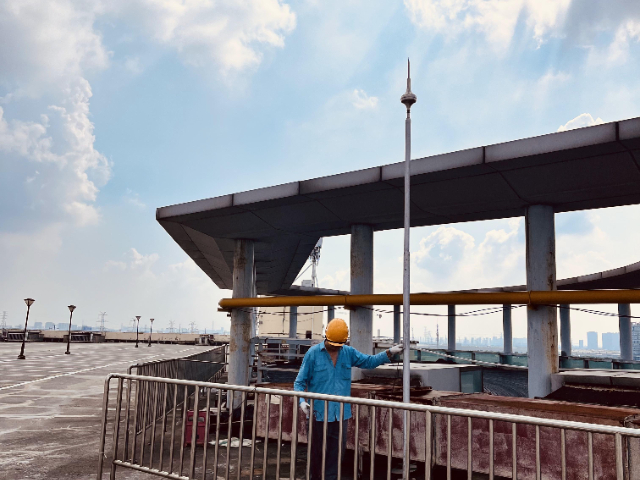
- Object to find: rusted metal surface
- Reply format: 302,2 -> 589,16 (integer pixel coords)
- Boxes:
433,394 -> 640,479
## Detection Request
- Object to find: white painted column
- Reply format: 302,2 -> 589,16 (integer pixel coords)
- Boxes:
350,224 -> 374,380
393,305 -> 401,343
560,304 -> 571,357
229,239 -> 255,404
525,205 -> 559,398
447,305 -> 456,351
619,303 -> 633,361
503,304 -> 512,355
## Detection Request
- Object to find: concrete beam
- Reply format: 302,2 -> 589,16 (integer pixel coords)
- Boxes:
560,304 -> 571,357
503,305 -> 512,355
393,305 -> 401,343
229,239 -> 255,402
350,224 -> 374,379
447,305 -> 456,351
525,205 -> 559,398
619,303 -> 633,361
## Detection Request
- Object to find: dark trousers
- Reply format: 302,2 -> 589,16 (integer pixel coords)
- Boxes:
309,418 -> 349,480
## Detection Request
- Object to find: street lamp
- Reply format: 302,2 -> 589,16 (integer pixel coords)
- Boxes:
65,305 -> 76,355
148,318 -> 154,347
135,316 -> 141,348
18,298 -> 35,360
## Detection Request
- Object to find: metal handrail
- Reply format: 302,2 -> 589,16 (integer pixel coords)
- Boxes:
102,373 -> 640,437
98,373 -> 639,480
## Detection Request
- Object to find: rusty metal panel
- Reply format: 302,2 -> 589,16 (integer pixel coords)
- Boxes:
434,394 -> 640,479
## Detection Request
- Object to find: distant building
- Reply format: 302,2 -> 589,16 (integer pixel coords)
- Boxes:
45,322 -> 55,330
587,331 -> 598,350
602,332 -> 620,351
579,340 -> 584,349
82,325 -> 93,331
33,322 -> 43,329
632,323 -> 640,360
57,322 -> 67,330
259,306 -> 324,339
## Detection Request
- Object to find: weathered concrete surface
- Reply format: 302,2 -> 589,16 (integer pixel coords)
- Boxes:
0,342 -> 207,479
350,224 -> 374,381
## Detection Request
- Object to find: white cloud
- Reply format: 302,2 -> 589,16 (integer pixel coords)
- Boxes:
608,20 -> 640,64
557,113 -> 604,132
0,79 -> 111,226
403,0 -> 571,49
351,89 -> 378,109
412,222 -> 524,290
0,1 -> 109,96
111,0 -> 296,72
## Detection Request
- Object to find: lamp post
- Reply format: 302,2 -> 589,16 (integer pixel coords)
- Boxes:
135,316 -> 141,348
148,318 -> 154,347
18,298 -> 35,360
65,305 -> 76,355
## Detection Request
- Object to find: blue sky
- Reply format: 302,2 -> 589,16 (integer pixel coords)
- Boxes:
2,0 -> 640,344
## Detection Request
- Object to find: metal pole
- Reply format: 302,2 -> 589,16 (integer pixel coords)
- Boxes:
66,308 -> 74,355
18,302 -> 32,360
135,316 -> 140,348
400,58 -> 416,480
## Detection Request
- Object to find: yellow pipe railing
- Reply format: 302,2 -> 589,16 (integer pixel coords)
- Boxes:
219,289 -> 640,310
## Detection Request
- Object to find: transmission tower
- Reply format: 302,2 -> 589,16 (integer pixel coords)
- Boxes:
98,312 -> 107,332
168,320 -> 175,333
189,322 -> 197,334
1,311 -> 7,330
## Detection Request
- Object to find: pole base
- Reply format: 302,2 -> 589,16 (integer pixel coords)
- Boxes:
135,344 -> 138,348
65,351 -> 70,355
17,354 -> 25,359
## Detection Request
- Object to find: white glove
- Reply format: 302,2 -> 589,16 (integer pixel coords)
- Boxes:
300,401 -> 310,418
388,344 -> 404,355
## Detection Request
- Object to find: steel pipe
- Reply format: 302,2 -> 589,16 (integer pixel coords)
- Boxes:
219,289 -> 640,309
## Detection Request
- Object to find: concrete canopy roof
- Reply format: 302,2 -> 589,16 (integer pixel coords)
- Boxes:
157,117 -> 640,295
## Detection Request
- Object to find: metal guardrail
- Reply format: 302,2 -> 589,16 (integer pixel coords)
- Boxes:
127,347 -> 226,436
98,374 -> 640,480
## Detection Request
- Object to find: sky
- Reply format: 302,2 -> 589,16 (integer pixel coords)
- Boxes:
2,0 -> 640,345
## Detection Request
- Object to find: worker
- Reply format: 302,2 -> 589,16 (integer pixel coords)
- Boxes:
294,318 -> 403,480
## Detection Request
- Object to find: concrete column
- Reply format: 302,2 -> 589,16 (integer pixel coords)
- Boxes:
229,239 -> 255,400
447,305 -> 456,351
327,306 -> 335,322
619,303 -> 633,361
503,304 -> 512,355
350,224 -> 374,379
560,304 -> 571,357
393,305 -> 401,343
525,205 -> 559,398
289,306 -> 298,339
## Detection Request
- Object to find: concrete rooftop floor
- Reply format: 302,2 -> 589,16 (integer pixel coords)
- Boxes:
0,342 -> 210,479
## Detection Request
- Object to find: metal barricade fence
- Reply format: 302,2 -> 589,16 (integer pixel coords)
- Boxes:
97,373 -> 640,480
127,347 -> 226,437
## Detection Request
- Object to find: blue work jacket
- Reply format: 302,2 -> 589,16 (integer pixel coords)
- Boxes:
293,342 -> 389,422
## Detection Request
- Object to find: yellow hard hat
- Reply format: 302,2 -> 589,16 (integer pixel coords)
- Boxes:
325,318 -> 349,346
